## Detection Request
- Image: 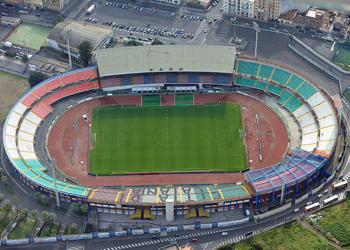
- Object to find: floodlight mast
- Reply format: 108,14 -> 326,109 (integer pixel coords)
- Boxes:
67,29 -> 72,70
253,22 -> 260,58
50,158 -> 61,209
280,154 -> 288,205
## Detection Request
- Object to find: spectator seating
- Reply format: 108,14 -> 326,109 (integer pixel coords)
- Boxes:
270,68 -> 292,85
144,75 -> 155,84
25,111 -> 43,126
177,74 -> 188,84
33,85 -> 48,97
42,95 -> 54,108
133,76 -> 144,85
74,68 -> 97,81
66,85 -> 80,95
213,75 -> 231,85
45,78 -> 63,92
166,74 -> 177,83
257,64 -> 274,79
200,75 -> 213,83
295,81 -> 317,100
155,74 -> 167,83
31,102 -> 53,119
285,75 -> 304,90
101,78 -> 121,88
236,60 -> 260,76
255,81 -> 268,90
235,77 -> 256,87
266,84 -> 283,96
21,92 -> 38,107
51,89 -> 68,102
278,90 -> 292,106
282,95 -> 303,113
120,76 -> 132,86
188,74 -> 199,83
78,81 -> 98,91
61,73 -> 76,85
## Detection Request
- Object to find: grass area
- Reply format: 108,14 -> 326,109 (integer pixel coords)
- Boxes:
225,221 -> 336,250
38,222 -> 60,237
54,206 -> 68,213
0,209 -> 17,234
317,194 -> 350,247
8,219 -> 36,239
89,103 -> 247,174
334,45 -> 350,65
7,23 -> 52,50
0,70 -> 29,122
5,184 -> 15,194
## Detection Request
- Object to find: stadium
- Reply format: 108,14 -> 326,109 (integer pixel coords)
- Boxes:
2,45 -> 339,219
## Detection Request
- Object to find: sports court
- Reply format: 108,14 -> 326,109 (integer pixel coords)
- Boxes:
334,46 -> 350,65
89,102 -> 247,175
7,23 -> 52,50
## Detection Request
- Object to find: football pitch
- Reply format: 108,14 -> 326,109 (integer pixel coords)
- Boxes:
89,102 -> 247,174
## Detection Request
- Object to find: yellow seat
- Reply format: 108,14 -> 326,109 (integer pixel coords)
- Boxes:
144,209 -> 155,220
130,209 -> 141,219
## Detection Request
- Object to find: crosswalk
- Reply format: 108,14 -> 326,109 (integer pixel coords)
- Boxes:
214,230 -> 263,249
68,246 -> 83,250
342,172 -> 350,182
99,230 -> 220,250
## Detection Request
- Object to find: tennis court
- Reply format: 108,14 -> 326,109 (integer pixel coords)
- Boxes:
7,23 -> 52,50
89,102 -> 247,175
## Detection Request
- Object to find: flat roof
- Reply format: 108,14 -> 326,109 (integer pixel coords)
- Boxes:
95,45 -> 236,77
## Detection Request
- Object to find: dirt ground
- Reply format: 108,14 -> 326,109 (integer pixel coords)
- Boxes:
0,71 -> 29,122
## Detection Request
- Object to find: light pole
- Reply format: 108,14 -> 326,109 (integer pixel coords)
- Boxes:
50,158 -> 61,210
231,17 -> 237,37
280,155 -> 288,205
253,21 -> 260,58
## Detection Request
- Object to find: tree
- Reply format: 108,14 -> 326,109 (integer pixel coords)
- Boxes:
34,192 -> 42,202
127,39 -> 143,46
41,196 -> 49,205
80,204 -> 89,214
12,196 -> 19,212
41,211 -> 50,224
31,210 -> 39,221
1,175 -> 8,186
151,38 -> 164,45
0,167 -> 4,177
70,202 -> 79,212
77,41 -> 92,66
5,50 -> 16,58
19,208 -> 28,220
0,194 -> 3,203
49,212 -> 56,227
21,54 -> 28,63
28,71 -> 45,88
3,199 -> 12,213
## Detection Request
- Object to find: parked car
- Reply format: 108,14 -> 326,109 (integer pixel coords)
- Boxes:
294,208 -> 300,213
317,194 -> 322,198
324,190 -> 329,194
306,201 -> 312,206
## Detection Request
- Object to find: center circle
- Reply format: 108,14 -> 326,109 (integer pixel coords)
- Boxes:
155,128 -> 181,146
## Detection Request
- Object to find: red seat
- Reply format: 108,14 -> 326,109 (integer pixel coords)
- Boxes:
33,85 -> 48,97
50,89 -> 67,102
45,78 -> 63,91
31,102 -> 52,119
21,92 -> 38,107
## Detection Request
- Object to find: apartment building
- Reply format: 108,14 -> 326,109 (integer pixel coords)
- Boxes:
42,0 -> 73,10
223,0 -> 308,20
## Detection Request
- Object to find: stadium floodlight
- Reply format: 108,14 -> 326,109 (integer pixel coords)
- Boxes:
50,158 -> 61,210
231,17 -> 237,37
280,154 -> 288,205
253,21 -> 260,58
66,29 -> 72,71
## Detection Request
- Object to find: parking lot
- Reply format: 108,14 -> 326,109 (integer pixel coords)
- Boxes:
80,2 -> 211,44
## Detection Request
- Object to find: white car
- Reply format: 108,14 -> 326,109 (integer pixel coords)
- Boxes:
317,194 -> 322,198
306,201 -> 312,206
222,231 -> 228,236
294,208 -> 300,213
204,29 -> 207,33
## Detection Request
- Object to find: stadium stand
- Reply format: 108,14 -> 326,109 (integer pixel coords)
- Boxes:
51,89 -> 68,102
21,92 -> 38,107
188,74 -> 199,83
45,78 -> 63,91
166,73 -> 177,83
236,60 -> 260,76
101,78 -> 121,88
283,95 -> 303,113
257,64 -> 274,79
177,74 -> 188,84
25,111 -> 42,126
78,81 -> 98,91
66,85 -> 79,95
266,84 -> 283,96
235,77 -> 256,87
42,95 -> 54,107
133,76 -> 144,85
255,81 -> 268,90
144,75 -> 155,84
155,74 -> 167,83
200,74 -> 212,83
120,76 -> 132,86
33,85 -> 48,97
213,75 -> 231,85
278,90 -> 292,105
270,68 -> 292,85
295,81 -> 317,100
31,102 -> 52,119
286,75 -> 304,90
74,68 -> 97,81
61,73 -> 76,85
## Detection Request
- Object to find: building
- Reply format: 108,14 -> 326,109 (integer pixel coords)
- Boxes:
185,0 -> 210,10
5,0 -> 43,8
46,20 -> 113,59
223,0 -> 309,20
28,54 -> 70,77
156,0 -> 183,6
279,9 -> 298,24
305,8 -> 331,32
0,16 -> 21,26
42,0 -> 73,10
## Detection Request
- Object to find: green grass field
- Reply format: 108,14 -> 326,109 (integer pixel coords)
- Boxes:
334,46 -> 350,65
89,102 -> 247,174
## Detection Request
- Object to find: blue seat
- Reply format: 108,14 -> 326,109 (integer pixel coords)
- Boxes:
120,77 -> 132,86
144,75 -> 155,84
166,74 -> 177,83
213,75 -> 231,85
188,74 -> 199,83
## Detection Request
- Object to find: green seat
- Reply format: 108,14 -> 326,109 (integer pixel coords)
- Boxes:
286,75 -> 303,90
235,77 -> 255,87
296,82 -> 317,100
270,68 -> 292,85
237,60 -> 260,76
258,64 -> 274,79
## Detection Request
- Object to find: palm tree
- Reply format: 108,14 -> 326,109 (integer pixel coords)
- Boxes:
41,196 -> 49,205
1,175 -> 8,186
31,210 -> 39,221
12,196 -> 19,212
34,192 -> 41,202
0,167 -> 4,177
80,204 -> 89,214
3,199 -> 12,213
41,211 -> 50,225
70,202 -> 79,212
49,212 -> 56,227
20,208 -> 28,220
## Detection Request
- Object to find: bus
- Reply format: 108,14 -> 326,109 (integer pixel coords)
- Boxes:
323,195 -> 338,206
86,5 -> 95,14
304,202 -> 320,212
332,181 -> 348,190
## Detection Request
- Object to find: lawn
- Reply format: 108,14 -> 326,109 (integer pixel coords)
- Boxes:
38,222 -> 60,237
0,209 -> 17,234
89,102 -> 247,174
8,219 -> 36,239
225,221 -> 336,250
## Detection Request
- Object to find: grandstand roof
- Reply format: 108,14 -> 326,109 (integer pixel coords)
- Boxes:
95,45 -> 236,77
47,20 -> 112,50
